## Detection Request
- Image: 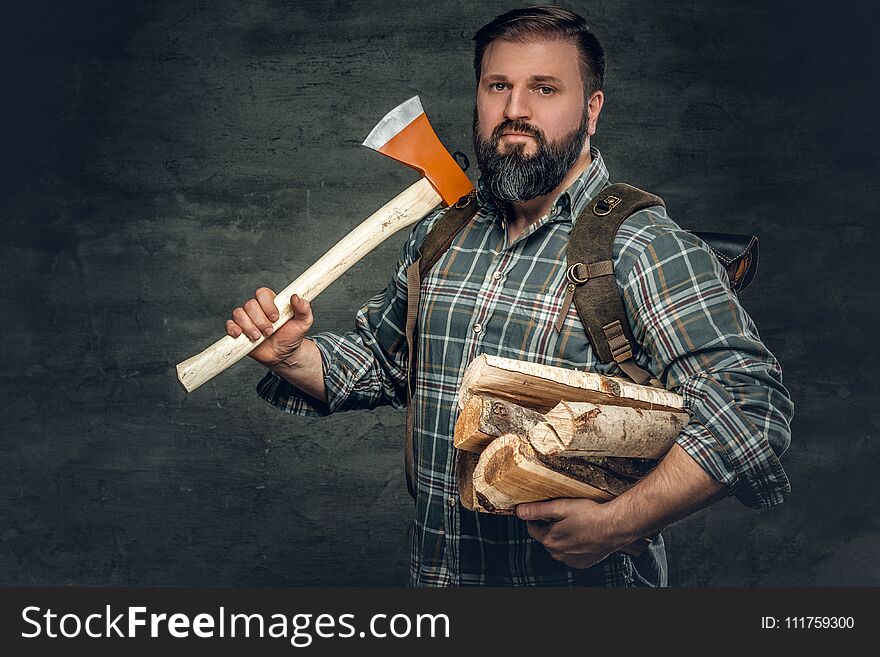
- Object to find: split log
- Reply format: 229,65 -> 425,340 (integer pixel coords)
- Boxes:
458,354 -> 683,414
454,395 -> 545,453
456,441 -> 635,511
533,453 -> 638,496
455,450 -> 484,512
454,395 -> 659,479
529,401 -> 689,460
470,434 -> 651,555
472,434 -> 617,513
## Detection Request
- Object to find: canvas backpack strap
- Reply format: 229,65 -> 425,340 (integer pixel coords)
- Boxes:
563,183 -> 664,386
403,191 -> 479,497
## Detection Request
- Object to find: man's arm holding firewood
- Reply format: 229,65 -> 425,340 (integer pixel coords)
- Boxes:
517,444 -> 726,569
519,211 -> 794,569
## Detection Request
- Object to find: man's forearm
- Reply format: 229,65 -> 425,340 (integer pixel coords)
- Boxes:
263,338 -> 328,403
606,443 -> 727,545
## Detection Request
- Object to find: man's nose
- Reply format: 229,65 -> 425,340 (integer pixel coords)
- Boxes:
503,88 -> 531,121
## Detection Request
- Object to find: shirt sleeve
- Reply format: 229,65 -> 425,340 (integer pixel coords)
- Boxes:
256,208 -> 444,417
614,208 -> 793,509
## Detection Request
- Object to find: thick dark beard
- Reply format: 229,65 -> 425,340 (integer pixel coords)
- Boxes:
472,108 -> 589,203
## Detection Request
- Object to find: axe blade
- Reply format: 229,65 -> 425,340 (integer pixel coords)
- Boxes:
362,95 -> 473,206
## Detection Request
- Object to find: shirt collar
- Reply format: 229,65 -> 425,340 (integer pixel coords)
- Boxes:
475,146 -> 610,225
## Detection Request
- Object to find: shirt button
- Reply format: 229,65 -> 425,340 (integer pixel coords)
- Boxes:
447,496 -> 457,508
473,323 -> 482,334
492,271 -> 503,281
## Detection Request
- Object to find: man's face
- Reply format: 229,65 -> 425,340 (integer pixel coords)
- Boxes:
473,38 -> 600,202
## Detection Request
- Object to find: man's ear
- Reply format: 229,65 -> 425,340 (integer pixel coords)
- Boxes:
587,90 -> 604,136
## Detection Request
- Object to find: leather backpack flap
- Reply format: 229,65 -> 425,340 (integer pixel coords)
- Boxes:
692,232 -> 759,292
567,184 -> 762,385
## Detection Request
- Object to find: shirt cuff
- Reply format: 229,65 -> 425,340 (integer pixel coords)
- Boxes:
256,370 -> 330,417
676,374 -> 791,509
255,336 -> 339,417
255,332 -> 377,416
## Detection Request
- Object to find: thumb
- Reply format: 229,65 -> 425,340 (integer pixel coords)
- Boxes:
516,499 -> 568,522
289,294 -> 313,322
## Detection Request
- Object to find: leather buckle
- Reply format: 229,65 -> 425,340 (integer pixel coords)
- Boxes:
593,195 -> 621,216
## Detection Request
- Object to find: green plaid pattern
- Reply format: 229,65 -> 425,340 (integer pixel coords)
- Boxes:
257,149 -> 792,586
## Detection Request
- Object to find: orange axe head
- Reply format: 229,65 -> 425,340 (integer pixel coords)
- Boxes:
362,96 -> 474,206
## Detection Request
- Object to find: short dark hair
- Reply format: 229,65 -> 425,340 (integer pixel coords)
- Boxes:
472,5 -> 606,97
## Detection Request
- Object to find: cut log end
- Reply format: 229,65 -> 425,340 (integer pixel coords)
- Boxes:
453,396 -> 495,453
472,434 -> 616,513
527,421 -> 566,455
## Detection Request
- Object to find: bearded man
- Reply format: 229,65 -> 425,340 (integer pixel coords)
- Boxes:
225,6 -> 792,586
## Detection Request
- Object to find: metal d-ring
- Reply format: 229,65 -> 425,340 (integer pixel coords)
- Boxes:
455,190 -> 476,208
592,195 -> 621,216
567,263 -> 590,284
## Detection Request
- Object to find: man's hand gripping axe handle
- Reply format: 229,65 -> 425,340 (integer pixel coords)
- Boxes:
176,96 -> 473,393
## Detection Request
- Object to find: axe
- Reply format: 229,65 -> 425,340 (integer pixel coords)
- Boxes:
176,96 -> 473,392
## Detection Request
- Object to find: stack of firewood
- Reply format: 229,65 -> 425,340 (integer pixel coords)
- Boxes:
454,355 -> 689,515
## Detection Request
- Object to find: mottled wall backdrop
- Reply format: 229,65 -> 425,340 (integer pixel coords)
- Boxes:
1,0 -> 877,585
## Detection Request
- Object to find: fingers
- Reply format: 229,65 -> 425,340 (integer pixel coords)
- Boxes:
225,319 -> 243,338
246,298 -> 276,337
255,287 -> 280,322
525,519 -> 553,544
525,520 -> 568,564
226,288 -> 279,341
526,519 -> 605,569
225,289 -> 313,344
230,305 -> 262,341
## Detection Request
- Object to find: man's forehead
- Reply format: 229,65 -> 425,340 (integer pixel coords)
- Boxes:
479,38 -> 581,81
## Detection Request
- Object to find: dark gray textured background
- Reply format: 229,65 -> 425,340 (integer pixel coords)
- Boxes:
1,0 -> 877,586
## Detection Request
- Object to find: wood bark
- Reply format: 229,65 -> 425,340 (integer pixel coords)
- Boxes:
455,450 -> 484,512
529,401 -> 689,460
458,354 -> 683,414
454,395 -> 545,453
472,434 -> 617,513
533,453 -> 638,497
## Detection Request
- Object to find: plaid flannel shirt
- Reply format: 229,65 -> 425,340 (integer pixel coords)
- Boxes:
258,148 -> 793,586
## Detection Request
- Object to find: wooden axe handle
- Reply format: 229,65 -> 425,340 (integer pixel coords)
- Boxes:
176,177 -> 442,393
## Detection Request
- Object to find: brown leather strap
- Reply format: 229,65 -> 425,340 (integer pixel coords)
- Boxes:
418,190 -> 478,277
403,191 -> 479,496
568,183 -> 664,385
404,259 -> 422,497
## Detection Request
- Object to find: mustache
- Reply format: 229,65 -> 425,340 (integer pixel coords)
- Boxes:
473,108 -> 589,203
490,119 -> 545,143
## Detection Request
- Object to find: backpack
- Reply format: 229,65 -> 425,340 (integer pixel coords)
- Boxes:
402,183 -> 759,496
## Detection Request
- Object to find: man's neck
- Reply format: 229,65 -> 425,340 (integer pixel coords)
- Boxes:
504,146 -> 593,240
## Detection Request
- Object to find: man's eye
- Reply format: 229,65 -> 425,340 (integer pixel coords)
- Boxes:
491,83 -> 508,91
537,86 -> 555,95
